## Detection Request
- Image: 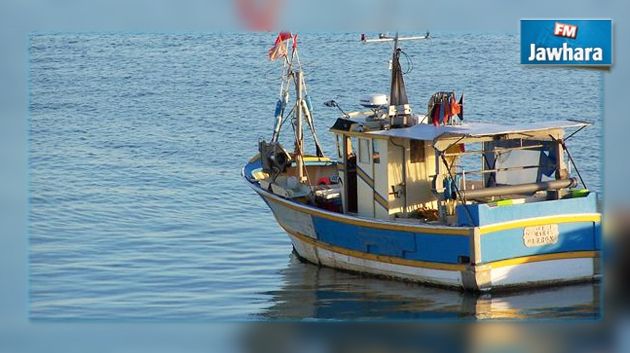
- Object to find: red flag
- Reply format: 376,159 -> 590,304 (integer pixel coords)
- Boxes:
431,104 -> 440,126
449,93 -> 461,123
268,32 -> 293,60
444,95 -> 453,123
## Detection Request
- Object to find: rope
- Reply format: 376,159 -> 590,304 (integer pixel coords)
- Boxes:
439,150 -> 475,226
561,141 -> 587,189
399,49 -> 413,74
548,134 -> 588,189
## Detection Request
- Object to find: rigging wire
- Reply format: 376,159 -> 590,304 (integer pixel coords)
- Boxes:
400,49 -> 413,74
547,134 -> 588,190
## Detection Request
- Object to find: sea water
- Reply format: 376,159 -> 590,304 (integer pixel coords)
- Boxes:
29,33 -> 601,320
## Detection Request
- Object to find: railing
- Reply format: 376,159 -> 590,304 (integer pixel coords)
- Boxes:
442,144 -> 546,157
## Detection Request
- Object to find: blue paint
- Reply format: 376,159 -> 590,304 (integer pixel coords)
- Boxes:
480,222 -> 596,263
594,222 -> 602,250
313,217 -> 416,256
243,158 -> 262,181
311,216 -> 469,264
521,19 -> 612,65
407,234 -> 470,264
457,193 -> 598,226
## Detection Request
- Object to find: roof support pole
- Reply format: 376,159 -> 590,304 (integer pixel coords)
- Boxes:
435,149 -> 446,222
295,70 -> 305,183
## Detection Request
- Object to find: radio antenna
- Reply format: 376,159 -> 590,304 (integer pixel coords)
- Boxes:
360,32 -> 431,127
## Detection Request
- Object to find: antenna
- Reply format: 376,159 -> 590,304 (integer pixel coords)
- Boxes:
359,32 -> 431,127
360,32 -> 430,44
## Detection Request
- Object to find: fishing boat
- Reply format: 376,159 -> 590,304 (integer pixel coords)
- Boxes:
242,32 -> 601,291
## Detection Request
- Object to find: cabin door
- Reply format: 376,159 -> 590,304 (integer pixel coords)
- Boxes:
347,155 -> 358,213
344,136 -> 358,213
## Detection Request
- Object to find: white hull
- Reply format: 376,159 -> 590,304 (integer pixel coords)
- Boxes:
288,232 -> 597,291
289,233 -> 463,287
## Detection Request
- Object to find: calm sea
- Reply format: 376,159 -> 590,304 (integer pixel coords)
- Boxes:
29,33 -> 602,320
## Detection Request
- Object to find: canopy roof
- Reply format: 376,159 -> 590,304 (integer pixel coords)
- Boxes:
365,119 -> 589,141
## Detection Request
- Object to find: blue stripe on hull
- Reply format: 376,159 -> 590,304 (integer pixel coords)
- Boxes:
594,221 -> 602,250
311,216 -> 469,264
480,222 -> 597,263
458,193 -> 598,226
242,158 -> 262,182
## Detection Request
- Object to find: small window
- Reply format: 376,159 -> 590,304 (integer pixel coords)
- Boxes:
372,140 -> 381,164
410,140 -> 425,163
359,138 -> 370,164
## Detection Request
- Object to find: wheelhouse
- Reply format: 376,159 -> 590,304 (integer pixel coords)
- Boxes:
331,117 -> 590,226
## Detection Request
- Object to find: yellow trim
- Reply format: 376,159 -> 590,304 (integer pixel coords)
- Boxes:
302,155 -> 333,163
285,228 -> 466,271
356,165 -> 374,188
261,191 -> 471,236
246,154 -> 332,167
330,129 -> 390,140
252,171 -> 268,181
357,164 -> 389,210
486,251 -> 598,269
374,192 -> 389,210
478,214 -> 601,235
285,228 -> 598,272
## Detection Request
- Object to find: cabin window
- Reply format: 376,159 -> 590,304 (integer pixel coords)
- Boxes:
359,138 -> 370,164
410,140 -> 425,163
483,140 -> 556,186
372,140 -> 381,164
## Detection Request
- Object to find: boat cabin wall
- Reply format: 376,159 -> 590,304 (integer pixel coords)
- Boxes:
354,138 -> 389,219
335,133 -> 445,220
335,134 -> 389,218
387,138 -> 439,216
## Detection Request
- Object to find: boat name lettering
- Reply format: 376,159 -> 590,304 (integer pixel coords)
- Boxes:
523,224 -> 559,247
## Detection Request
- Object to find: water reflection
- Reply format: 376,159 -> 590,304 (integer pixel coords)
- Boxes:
257,253 -> 600,320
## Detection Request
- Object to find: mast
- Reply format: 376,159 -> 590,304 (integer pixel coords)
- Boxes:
361,32 -> 430,127
267,33 -> 324,179
389,34 -> 409,107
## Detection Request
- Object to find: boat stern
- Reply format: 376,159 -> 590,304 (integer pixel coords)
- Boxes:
458,193 -> 601,291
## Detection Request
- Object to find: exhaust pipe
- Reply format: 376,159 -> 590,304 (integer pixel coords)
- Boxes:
459,178 -> 577,200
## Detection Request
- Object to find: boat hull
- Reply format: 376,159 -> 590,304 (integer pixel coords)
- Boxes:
288,231 -> 597,291
255,185 -> 599,291
244,158 -> 601,292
